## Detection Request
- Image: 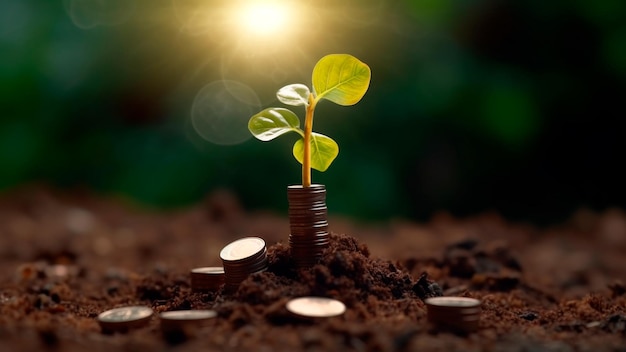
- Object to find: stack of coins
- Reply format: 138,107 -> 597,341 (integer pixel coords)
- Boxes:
160,310 -> 217,332
220,237 -> 268,292
190,267 -> 225,292
424,296 -> 481,333
287,184 -> 330,268
97,306 -> 153,333
286,297 -> 346,319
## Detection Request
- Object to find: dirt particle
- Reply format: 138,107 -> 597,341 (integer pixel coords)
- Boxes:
519,311 -> 539,321
602,314 -> 626,334
412,272 -> 443,300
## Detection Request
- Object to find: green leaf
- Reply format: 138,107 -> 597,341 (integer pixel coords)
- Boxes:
292,133 -> 339,172
312,54 -> 371,106
277,84 -> 310,106
248,108 -> 301,141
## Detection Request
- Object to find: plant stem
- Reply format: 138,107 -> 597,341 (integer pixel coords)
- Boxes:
302,93 -> 316,187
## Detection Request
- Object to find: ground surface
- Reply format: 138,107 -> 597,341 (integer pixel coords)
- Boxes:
0,186 -> 625,351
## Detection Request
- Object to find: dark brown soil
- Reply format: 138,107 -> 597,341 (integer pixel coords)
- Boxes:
1,186 -> 625,351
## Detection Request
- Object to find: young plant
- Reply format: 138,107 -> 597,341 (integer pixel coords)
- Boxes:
248,54 -> 371,187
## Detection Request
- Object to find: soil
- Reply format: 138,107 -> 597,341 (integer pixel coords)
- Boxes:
0,185 -> 625,351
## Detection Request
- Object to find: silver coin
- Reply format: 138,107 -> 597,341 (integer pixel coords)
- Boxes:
190,267 -> 225,291
160,310 -> 217,331
98,306 -> 153,323
286,297 -> 346,318
191,267 -> 225,275
97,306 -> 153,331
45,264 -> 79,278
424,297 -> 481,308
425,296 -> 481,333
220,237 -> 266,262
160,310 -> 217,321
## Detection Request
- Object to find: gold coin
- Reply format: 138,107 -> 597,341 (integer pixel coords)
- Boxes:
286,297 -> 346,318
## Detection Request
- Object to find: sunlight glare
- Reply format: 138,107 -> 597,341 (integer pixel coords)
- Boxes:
236,1 -> 291,36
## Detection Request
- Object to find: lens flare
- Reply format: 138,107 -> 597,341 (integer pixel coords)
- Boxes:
237,2 -> 290,36
191,80 -> 260,145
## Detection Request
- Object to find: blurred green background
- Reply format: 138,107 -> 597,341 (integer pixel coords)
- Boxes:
1,0 -> 625,224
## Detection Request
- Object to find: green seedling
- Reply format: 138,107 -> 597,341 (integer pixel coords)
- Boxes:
248,54 -> 371,187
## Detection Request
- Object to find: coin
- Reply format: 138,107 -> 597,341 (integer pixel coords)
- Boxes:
286,297 -> 346,318
45,264 -> 80,279
220,237 -> 268,292
287,184 -> 330,268
425,296 -> 481,308
97,306 -> 153,332
220,237 -> 266,262
190,267 -> 225,292
160,310 -> 217,321
160,310 -> 217,331
191,267 -> 224,275
425,296 -> 481,333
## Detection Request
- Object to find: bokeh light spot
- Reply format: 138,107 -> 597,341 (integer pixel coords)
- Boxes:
191,80 -> 260,145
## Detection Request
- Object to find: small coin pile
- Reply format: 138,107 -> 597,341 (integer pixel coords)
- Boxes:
190,266 -> 225,292
424,296 -> 481,333
97,306 -> 154,332
286,297 -> 346,318
220,237 -> 268,292
160,309 -> 217,332
287,184 -> 330,267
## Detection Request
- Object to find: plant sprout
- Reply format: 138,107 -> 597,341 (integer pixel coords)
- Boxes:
248,54 -> 371,187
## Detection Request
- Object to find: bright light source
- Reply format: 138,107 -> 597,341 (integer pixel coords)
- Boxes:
236,1 -> 291,36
